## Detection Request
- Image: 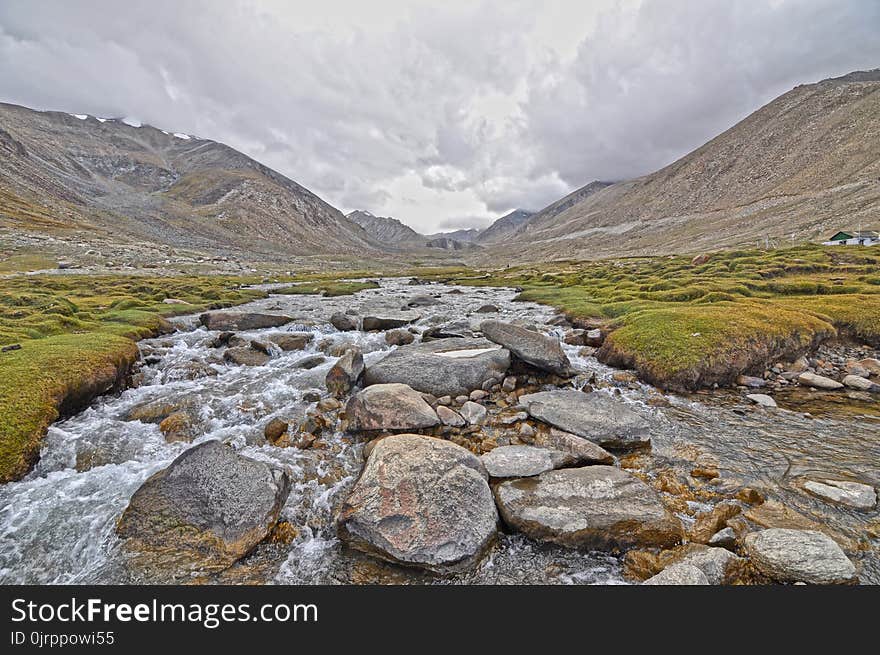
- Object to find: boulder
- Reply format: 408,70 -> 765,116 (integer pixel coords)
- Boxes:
296,355 -> 326,369
404,294 -> 438,307
494,465 -> 682,550
736,375 -> 766,388
363,338 -> 510,396
385,329 -> 415,346
362,314 -> 418,331
708,527 -> 737,549
336,434 -> 498,572
858,358 -> 880,376
481,320 -> 571,376
583,328 -> 604,347
672,544 -> 744,584
519,390 -> 651,449
481,445 -> 571,478
326,349 -> 365,398
532,429 -> 614,465
200,311 -> 292,331
803,479 -> 876,510
643,563 -> 709,585
744,529 -> 857,584
158,411 -> 197,443
345,383 -> 440,431
421,323 -> 474,341
223,347 -> 270,366
264,417 -> 288,443
267,332 -> 313,351
459,400 -> 487,425
116,441 -> 291,570
842,374 -> 880,392
475,304 -> 499,313
797,372 -> 843,390
330,312 -> 358,331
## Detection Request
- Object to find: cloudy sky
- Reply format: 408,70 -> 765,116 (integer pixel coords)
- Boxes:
1,0 -> 878,233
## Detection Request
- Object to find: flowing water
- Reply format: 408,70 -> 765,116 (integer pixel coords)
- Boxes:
1,279 -> 877,584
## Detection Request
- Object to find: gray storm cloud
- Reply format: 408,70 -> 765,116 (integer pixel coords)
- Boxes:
0,0 -> 878,233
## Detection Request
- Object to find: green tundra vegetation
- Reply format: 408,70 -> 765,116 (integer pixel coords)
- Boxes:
434,245 -> 880,390
275,279 -> 381,296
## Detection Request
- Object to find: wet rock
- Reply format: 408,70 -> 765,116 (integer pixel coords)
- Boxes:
744,529 -> 857,584
345,383 -> 440,431
362,315 -> 418,331
469,389 -> 488,401
459,401 -> 487,425
125,398 -> 194,424
200,311 -> 292,331
583,328 -> 604,347
481,445 -> 571,478
519,390 -> 651,449
673,544 -> 743,584
436,405 -> 465,427
532,428 -> 614,465
296,355 -> 326,369
709,527 -> 738,549
842,375 -> 880,392
404,294 -> 438,308
746,393 -> 777,408
689,501 -> 741,544
643,563 -> 709,585
249,339 -> 273,355
803,479 -> 876,510
385,329 -> 415,346
330,312 -> 358,331
267,332 -> 313,351
264,418 -> 288,444
326,349 -> 365,398
481,320 -> 571,376
117,441 -> 291,571
737,375 -> 766,388
797,372 -> 843,390
858,358 -> 880,376
494,465 -> 682,550
502,375 -> 517,392
223,347 -> 270,366
475,304 -> 499,313
337,434 -> 498,573
363,338 -> 510,396
421,324 -> 474,341
158,411 -> 197,443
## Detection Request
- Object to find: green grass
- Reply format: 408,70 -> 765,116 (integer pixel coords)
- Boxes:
435,245 -> 880,391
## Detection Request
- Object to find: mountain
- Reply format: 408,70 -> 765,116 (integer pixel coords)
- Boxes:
425,236 -> 481,251
346,210 -> 422,244
426,228 -> 481,242
0,102 -> 380,258
476,209 -> 534,243
503,70 -> 880,261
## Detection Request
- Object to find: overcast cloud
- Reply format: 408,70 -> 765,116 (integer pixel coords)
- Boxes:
1,0 -> 878,233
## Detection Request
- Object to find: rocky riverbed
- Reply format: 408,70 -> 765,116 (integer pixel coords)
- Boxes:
0,279 -> 877,585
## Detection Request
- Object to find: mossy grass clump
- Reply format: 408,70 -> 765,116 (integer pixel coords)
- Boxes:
275,280 -> 380,297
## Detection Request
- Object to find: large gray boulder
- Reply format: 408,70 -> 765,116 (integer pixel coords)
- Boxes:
797,372 -> 843,390
345,383 -> 439,431
533,428 -> 614,465
337,434 -> 498,572
481,320 -> 571,376
363,338 -> 510,396
480,445 -> 572,478
494,465 -> 682,550
744,529 -> 857,584
519,390 -> 651,449
117,441 -> 291,570
330,312 -> 358,331
362,314 -> 419,331
802,479 -> 876,510
200,311 -> 292,331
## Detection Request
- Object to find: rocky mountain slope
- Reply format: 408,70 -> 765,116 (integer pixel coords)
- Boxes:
346,210 -> 421,244
0,103 -> 381,259
502,70 -> 880,261
476,209 -> 534,243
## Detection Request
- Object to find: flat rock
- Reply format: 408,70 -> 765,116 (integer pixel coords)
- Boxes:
385,329 -> 415,346
643,563 -> 709,585
481,320 -> 571,376
363,338 -> 510,396
200,311 -> 292,331
330,312 -> 358,331
494,465 -> 682,550
533,428 -> 614,465
842,374 -> 880,392
803,479 -> 876,510
117,441 -> 291,570
480,445 -> 570,478
362,314 -> 419,331
797,372 -> 843,390
519,390 -> 651,449
345,383 -> 439,431
459,400 -> 487,425
746,393 -> 777,407
336,434 -> 498,572
436,405 -> 465,427
744,529 -> 857,584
